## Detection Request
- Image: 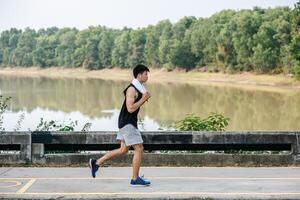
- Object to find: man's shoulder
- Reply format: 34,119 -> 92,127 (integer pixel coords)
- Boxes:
127,85 -> 138,92
125,86 -> 137,96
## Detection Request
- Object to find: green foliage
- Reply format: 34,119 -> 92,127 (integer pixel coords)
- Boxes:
35,118 -> 93,132
290,1 -> 300,79
0,96 -> 26,132
126,29 -> 146,67
81,122 -> 92,132
98,30 -> 115,68
252,22 -> 279,72
35,118 -> 78,131
175,113 -> 230,131
111,31 -> 130,67
0,49 -> 3,65
0,6 -> 299,77
144,25 -> 160,66
13,112 -> 25,131
0,96 -> 11,131
158,20 -> 173,64
56,28 -> 77,65
0,96 -> 93,132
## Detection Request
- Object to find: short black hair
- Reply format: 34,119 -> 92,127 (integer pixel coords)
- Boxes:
133,64 -> 150,78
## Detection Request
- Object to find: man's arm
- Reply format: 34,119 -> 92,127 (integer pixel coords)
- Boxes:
126,87 -> 150,113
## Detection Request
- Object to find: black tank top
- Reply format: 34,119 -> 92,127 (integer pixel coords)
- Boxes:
118,84 -> 143,129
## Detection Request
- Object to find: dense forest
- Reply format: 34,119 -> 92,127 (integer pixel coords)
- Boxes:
0,3 -> 300,77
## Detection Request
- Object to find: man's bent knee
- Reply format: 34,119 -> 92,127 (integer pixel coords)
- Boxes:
133,144 -> 144,152
119,147 -> 129,155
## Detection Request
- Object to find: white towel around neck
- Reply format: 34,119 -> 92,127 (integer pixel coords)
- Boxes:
131,79 -> 147,94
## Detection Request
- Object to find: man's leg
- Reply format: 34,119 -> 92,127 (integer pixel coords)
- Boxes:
96,140 -> 129,166
131,143 -> 143,180
89,140 -> 129,178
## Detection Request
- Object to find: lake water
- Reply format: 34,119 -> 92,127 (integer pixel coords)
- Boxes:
1,75 -> 300,131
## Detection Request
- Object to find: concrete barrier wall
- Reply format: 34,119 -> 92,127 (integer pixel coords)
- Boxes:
0,131 -> 299,166
0,132 -> 31,164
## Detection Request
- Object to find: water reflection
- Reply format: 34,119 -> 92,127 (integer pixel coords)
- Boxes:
0,76 -> 300,131
2,108 -> 160,131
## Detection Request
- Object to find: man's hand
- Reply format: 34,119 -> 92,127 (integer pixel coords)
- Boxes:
126,87 -> 150,113
142,92 -> 151,102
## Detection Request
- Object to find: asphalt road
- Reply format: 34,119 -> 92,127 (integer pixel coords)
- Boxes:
0,167 -> 300,199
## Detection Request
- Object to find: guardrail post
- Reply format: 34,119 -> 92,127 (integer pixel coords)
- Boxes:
293,132 -> 300,164
31,143 -> 45,164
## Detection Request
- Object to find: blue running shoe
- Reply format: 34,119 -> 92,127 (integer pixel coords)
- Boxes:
130,176 -> 151,186
88,158 -> 99,178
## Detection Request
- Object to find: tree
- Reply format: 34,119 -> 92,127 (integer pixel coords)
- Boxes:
144,25 -> 160,66
73,29 -> 89,67
0,49 -> 3,65
0,28 -> 21,66
173,16 -> 196,40
37,27 -> 59,36
72,27 -> 104,69
55,28 -> 78,67
33,34 -> 58,67
252,22 -> 280,73
98,29 -> 116,68
111,31 -> 130,67
290,1 -> 300,78
0,6 -> 297,77
158,20 -> 173,65
83,35 -> 100,69
190,19 -> 207,67
169,31 -> 197,70
13,28 -> 36,66
231,10 -> 262,71
126,29 -> 146,67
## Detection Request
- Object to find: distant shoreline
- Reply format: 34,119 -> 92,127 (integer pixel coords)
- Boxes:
0,67 -> 299,92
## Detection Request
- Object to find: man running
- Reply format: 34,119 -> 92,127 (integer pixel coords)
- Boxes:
89,64 -> 151,186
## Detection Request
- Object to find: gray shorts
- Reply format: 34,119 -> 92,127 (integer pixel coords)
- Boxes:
116,124 -> 143,146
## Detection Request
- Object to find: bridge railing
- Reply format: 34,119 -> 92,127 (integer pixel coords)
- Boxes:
1,131 -> 299,166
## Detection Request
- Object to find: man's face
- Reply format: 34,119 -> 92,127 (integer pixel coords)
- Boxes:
139,71 -> 148,83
